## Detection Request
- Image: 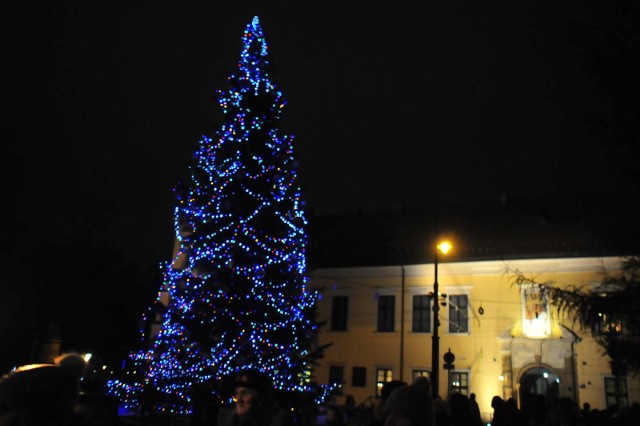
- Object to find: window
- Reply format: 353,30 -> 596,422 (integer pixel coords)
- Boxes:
449,295 -> 469,333
376,368 -> 393,397
377,295 -> 395,332
412,369 -> 431,381
329,366 -> 345,394
598,314 -> 623,336
352,367 -> 367,387
521,285 -> 550,337
331,296 -> 348,331
449,371 -> 469,395
412,295 -> 432,332
604,376 -> 628,408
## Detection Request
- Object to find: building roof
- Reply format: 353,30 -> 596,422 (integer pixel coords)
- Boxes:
306,190 -> 640,269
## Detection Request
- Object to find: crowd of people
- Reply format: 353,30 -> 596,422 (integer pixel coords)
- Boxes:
483,394 -> 640,426
339,377 -> 640,426
2,359 -> 640,426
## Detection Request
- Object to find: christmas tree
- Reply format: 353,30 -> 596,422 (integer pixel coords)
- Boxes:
107,15 -> 328,416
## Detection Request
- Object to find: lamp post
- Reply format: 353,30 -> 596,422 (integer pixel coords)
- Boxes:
431,241 -> 451,398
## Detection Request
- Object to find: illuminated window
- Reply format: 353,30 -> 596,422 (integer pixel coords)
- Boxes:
598,313 -> 623,335
412,369 -> 431,381
329,366 -> 344,394
376,368 -> 393,397
412,295 -> 432,332
449,371 -> 469,395
377,295 -> 395,332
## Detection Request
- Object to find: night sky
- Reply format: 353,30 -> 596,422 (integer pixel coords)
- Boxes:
1,1 -> 639,367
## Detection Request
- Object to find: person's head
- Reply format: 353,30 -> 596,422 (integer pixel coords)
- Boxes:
383,380 -> 433,426
410,376 -> 431,398
491,395 -> 504,409
232,369 -> 273,417
381,380 -> 407,404
54,353 -> 87,380
382,385 -> 412,426
234,385 -> 258,417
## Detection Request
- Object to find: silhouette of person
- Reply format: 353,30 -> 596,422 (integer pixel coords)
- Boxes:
490,395 -> 506,426
0,353 -> 87,425
383,377 -> 434,426
468,393 -> 483,426
447,392 -> 471,426
367,380 -> 408,426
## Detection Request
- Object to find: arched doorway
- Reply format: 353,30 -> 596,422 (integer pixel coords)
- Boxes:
519,366 -> 560,409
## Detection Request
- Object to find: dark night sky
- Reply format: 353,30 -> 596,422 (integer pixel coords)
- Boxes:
1,1 -> 639,364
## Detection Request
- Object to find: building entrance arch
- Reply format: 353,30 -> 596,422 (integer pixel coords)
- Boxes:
519,366 -> 560,408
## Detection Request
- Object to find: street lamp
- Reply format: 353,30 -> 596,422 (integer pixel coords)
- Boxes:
431,240 -> 452,398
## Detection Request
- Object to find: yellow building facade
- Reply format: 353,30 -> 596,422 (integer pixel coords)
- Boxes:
310,256 -> 639,422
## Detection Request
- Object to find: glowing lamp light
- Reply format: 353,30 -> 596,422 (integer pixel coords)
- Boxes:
437,241 -> 452,255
